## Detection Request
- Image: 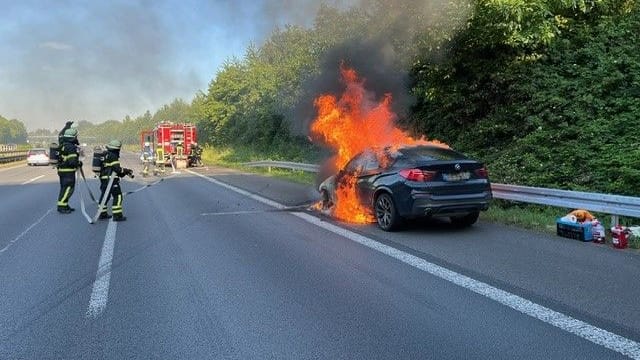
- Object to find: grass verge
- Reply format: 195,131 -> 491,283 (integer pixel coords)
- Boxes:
201,145 -> 320,185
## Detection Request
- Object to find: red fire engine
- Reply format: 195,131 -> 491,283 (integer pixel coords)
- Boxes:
140,122 -> 197,169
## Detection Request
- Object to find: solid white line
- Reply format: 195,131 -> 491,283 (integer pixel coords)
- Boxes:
187,169 -> 640,359
0,208 -> 53,255
187,169 -> 285,210
293,212 -> 640,359
86,220 -> 118,318
21,175 -> 45,185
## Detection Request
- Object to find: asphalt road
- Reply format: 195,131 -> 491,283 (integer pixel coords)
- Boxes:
0,154 -> 639,359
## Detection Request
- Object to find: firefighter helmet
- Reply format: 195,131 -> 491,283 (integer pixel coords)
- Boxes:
106,140 -> 122,150
63,128 -> 78,138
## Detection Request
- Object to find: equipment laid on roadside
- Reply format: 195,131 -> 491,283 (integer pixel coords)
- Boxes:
49,142 -> 59,165
611,224 -> 630,249
591,219 -> 606,243
629,226 -> 640,248
556,217 -> 593,241
556,209 -> 612,243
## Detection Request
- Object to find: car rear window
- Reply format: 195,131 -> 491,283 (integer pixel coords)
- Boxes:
398,146 -> 467,161
29,149 -> 46,155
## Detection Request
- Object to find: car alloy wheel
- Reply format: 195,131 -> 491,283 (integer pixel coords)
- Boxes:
375,193 -> 399,231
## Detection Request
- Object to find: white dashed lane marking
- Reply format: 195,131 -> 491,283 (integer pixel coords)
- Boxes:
21,175 -> 45,185
86,220 -> 118,318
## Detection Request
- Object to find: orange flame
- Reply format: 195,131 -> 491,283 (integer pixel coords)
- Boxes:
311,64 -> 448,223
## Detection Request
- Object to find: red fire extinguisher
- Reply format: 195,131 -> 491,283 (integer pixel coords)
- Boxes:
611,224 -> 629,249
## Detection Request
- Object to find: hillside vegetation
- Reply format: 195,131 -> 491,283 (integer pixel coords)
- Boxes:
411,1 -> 640,196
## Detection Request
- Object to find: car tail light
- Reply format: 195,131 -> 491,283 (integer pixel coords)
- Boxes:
475,166 -> 489,178
399,169 -> 437,182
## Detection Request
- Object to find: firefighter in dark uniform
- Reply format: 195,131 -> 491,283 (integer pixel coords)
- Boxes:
57,127 -> 81,213
190,142 -> 203,167
58,120 -> 75,145
98,140 -> 133,221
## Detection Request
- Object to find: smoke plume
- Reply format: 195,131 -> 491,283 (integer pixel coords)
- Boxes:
295,0 -> 471,136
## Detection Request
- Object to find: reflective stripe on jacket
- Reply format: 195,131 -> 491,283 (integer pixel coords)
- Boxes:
100,150 -> 124,179
57,142 -> 79,172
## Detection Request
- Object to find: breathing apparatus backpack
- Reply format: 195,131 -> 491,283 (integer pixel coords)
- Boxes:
92,146 -> 107,174
49,142 -> 60,166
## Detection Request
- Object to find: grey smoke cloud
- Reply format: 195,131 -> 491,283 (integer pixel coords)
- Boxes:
0,0 -> 351,131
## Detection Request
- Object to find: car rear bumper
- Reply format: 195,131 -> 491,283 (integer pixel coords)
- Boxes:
27,159 -> 50,165
401,190 -> 492,218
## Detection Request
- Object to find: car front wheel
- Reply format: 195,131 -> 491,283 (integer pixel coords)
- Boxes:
320,189 -> 332,210
375,193 -> 401,231
450,211 -> 480,227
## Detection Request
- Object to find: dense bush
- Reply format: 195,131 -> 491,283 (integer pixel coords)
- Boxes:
411,1 -> 640,196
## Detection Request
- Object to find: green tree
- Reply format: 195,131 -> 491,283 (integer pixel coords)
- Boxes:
0,115 -> 28,144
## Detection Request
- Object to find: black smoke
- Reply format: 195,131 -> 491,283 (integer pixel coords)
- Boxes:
293,0 -> 471,136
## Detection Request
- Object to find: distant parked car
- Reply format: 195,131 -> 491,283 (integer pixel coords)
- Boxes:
318,145 -> 492,231
26,148 -> 49,166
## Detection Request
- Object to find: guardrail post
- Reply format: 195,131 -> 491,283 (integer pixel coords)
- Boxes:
611,215 -> 619,228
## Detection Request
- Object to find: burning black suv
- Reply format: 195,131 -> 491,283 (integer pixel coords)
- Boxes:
318,145 -> 492,231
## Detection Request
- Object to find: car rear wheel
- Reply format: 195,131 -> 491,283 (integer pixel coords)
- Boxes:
375,193 -> 401,231
450,211 -> 480,227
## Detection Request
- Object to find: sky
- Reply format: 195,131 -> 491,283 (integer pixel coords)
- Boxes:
0,0 -> 348,131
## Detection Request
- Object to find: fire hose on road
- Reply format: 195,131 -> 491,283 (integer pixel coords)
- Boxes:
78,167 -> 178,224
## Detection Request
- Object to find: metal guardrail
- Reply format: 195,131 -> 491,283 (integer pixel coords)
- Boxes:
0,150 -> 28,164
244,161 -> 320,173
491,184 -> 640,219
244,160 -> 640,223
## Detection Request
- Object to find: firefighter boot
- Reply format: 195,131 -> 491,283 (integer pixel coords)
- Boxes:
57,207 -> 73,214
113,214 -> 127,222
98,212 -> 112,220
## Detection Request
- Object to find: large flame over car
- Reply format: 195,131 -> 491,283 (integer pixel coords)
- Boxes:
311,64 -> 449,223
